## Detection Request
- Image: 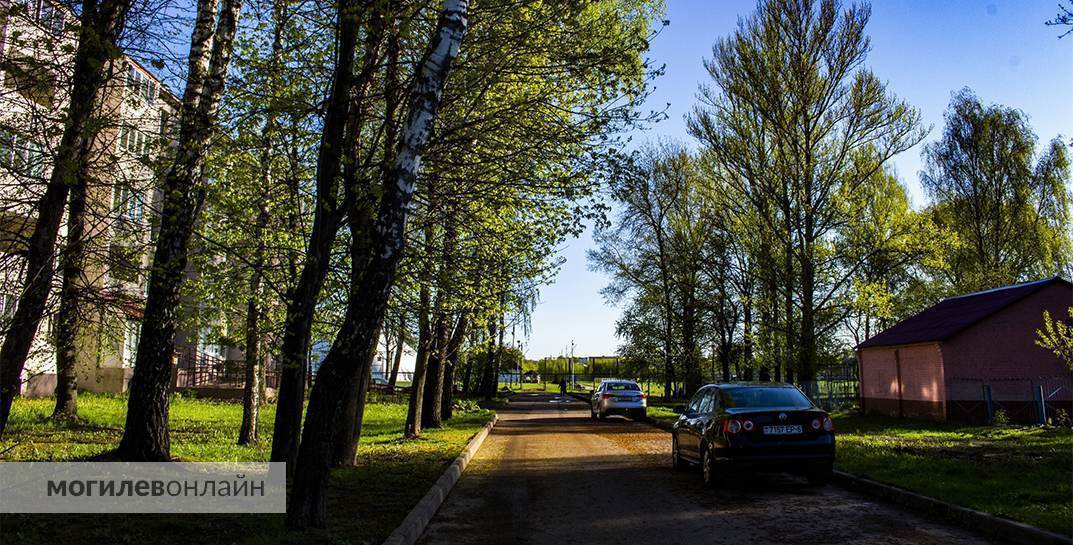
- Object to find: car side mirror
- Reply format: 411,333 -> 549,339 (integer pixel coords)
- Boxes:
672,404 -> 686,414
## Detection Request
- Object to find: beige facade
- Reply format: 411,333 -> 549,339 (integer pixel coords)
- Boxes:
0,0 -> 181,394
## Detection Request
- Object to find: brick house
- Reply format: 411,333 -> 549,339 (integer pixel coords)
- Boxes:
856,277 -> 1073,423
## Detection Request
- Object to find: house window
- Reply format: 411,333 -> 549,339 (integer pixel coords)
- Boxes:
122,319 -> 140,367
0,129 -> 46,179
197,326 -> 224,360
159,110 -> 171,137
126,64 -> 156,106
117,126 -> 151,158
37,1 -> 65,36
112,183 -> 143,222
0,293 -> 16,322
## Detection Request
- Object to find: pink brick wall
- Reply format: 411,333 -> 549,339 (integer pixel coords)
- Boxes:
859,343 -> 946,418
942,282 -> 1073,402
859,344 -> 945,402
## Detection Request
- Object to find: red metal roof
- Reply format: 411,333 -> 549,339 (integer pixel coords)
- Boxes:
856,277 -> 1071,349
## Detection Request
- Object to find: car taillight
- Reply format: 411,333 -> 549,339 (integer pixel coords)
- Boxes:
723,419 -> 742,434
640,393 -> 648,399
741,419 -> 754,432
601,393 -> 612,399
810,418 -> 821,430
823,416 -> 834,432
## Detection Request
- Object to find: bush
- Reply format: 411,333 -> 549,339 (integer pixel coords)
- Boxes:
452,399 -> 481,414
992,408 -> 1010,427
1052,408 -> 1072,428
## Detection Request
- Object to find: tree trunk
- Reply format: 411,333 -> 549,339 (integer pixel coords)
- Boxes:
238,191 -> 268,446
286,1 -> 468,528
441,312 -> 467,420
422,311 -> 446,428
0,0 -> 132,438
270,0 -> 361,465
406,258 -> 433,437
481,321 -> 496,400
799,223 -> 817,393
237,292 -> 262,445
239,114 -> 273,445
681,296 -> 701,396
330,323 -> 377,467
52,145 -> 94,420
388,315 -> 404,387
118,0 -> 242,461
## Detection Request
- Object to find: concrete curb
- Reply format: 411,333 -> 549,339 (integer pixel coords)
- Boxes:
381,414 -> 499,545
642,416 -> 1069,545
832,470 -> 1072,545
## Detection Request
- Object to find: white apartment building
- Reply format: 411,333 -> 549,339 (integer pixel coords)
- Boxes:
0,0 -> 185,394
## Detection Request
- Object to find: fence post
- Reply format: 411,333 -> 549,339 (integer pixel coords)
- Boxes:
1034,384 -> 1047,425
983,384 -> 994,423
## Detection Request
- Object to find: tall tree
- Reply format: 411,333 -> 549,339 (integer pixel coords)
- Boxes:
0,0 -> 135,438
921,88 -> 1071,293
689,0 -> 925,389
117,0 -> 243,461
286,0 -> 469,528
269,0 -> 364,466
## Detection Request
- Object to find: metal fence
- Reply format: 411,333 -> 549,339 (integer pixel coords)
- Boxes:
174,352 -> 280,390
947,376 -> 1072,424
479,369 -> 860,410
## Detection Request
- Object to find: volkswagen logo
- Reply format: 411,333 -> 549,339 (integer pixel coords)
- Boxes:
778,412 -> 788,421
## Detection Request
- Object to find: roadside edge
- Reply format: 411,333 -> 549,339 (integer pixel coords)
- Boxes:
831,470 -> 1072,545
381,413 -> 499,545
641,416 -> 1070,545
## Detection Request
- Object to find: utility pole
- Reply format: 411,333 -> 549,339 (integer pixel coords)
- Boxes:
569,339 -> 576,388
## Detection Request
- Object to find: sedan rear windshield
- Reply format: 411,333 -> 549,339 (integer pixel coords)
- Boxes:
722,387 -> 812,408
605,383 -> 639,391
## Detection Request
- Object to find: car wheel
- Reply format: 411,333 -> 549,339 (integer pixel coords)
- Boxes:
637,408 -> 647,420
701,444 -> 718,488
597,409 -> 606,421
671,434 -> 687,470
806,465 -> 832,487
590,405 -> 596,420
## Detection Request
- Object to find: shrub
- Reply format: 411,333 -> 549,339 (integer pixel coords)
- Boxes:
992,408 -> 1010,427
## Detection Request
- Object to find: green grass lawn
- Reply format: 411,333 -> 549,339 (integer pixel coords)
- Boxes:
1,393 -> 495,544
832,412 -> 1073,536
647,404 -> 679,426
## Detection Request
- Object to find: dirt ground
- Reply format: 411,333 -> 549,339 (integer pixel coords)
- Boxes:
417,392 -> 1004,545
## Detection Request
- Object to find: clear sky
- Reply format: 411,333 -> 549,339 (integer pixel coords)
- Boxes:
524,0 -> 1073,359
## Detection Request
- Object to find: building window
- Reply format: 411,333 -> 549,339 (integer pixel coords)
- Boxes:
118,126 -> 151,158
0,129 -> 47,179
0,293 -> 17,322
126,64 -> 156,106
37,1 -> 65,36
122,319 -> 140,368
112,183 -> 143,222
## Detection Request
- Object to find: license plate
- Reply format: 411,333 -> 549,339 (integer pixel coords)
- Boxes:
762,425 -> 802,435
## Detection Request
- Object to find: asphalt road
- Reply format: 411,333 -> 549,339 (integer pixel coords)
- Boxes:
417,391 -> 1003,545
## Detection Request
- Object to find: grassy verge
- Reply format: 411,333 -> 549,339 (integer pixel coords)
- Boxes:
1,393 -> 495,544
647,405 -> 679,426
832,412 -> 1072,536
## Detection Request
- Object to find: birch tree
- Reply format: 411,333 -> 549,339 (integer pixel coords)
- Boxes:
286,0 -> 470,528
117,0 -> 244,461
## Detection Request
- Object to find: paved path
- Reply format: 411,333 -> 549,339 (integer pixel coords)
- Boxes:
418,391 -> 1003,545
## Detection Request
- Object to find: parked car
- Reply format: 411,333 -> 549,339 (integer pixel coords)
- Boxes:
591,380 -> 647,420
670,383 -> 835,487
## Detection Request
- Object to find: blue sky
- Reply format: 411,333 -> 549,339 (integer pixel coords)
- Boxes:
524,0 -> 1073,359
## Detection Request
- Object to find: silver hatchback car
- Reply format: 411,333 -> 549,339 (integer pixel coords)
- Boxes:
591,380 -> 647,420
